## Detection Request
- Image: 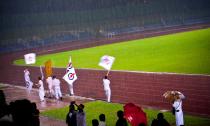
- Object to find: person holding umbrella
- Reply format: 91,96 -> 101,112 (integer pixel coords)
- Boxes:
163,91 -> 185,126
172,92 -> 185,126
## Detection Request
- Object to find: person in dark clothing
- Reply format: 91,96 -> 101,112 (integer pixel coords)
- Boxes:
99,113 -> 106,126
9,99 -> 39,126
92,119 -> 99,126
151,113 -> 170,126
66,101 -> 77,126
31,102 -> 40,126
116,110 -> 127,126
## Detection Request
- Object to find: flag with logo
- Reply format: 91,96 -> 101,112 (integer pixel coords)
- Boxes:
63,56 -> 77,85
24,53 -> 36,64
45,60 -> 52,77
98,55 -> 115,70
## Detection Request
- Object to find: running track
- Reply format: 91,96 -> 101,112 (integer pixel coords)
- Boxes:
0,23 -> 210,117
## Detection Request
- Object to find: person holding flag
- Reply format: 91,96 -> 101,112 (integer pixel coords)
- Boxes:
98,55 -> 115,102
63,56 -> 77,96
103,75 -> 111,102
24,69 -> 33,95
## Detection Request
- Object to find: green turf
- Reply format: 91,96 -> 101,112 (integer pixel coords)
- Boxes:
41,100 -> 210,126
14,28 -> 210,75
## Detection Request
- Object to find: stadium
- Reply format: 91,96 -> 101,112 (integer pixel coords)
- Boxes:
0,0 -> 210,126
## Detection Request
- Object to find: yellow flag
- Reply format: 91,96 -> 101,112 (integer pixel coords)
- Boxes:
45,60 -> 52,77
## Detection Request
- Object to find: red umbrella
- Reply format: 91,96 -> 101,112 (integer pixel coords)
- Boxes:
124,103 -> 147,126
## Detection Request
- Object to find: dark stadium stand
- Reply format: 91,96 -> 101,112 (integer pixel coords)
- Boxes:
0,0 -> 210,53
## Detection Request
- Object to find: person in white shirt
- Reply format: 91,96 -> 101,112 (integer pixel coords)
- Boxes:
24,69 -> 33,94
36,77 -> 45,102
102,76 -> 111,102
52,75 -> 62,100
46,76 -> 54,98
173,92 -> 185,126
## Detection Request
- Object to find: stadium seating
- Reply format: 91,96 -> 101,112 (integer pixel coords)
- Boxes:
0,0 -> 210,53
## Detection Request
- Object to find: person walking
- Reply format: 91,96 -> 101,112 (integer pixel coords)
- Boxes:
52,75 -> 62,100
36,77 -> 45,102
102,76 -> 111,102
24,69 -> 33,94
46,76 -> 54,98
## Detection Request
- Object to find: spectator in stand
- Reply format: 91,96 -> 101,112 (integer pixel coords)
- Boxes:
151,113 -> 170,126
116,110 -> 127,126
99,114 -> 106,126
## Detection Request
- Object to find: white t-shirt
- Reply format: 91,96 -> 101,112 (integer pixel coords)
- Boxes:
24,71 -> 30,82
53,78 -> 61,89
38,80 -> 44,90
103,79 -> 110,90
46,77 -> 53,89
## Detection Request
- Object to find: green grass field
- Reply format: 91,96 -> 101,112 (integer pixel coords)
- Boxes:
41,100 -> 210,126
14,28 -> 210,75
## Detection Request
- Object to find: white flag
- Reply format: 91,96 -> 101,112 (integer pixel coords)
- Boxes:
98,55 -> 115,70
24,53 -> 36,64
63,56 -> 77,85
63,67 -> 77,85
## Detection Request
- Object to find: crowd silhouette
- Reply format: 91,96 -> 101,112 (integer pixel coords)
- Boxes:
1,89 -> 174,126
0,90 -> 40,126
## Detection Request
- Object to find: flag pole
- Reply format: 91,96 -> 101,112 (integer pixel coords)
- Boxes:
40,65 -> 44,80
106,70 -> 110,76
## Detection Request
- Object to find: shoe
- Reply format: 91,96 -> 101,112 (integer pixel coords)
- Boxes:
60,97 -> 63,100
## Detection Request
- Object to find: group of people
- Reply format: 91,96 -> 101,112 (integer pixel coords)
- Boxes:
24,69 -> 185,126
24,69 -> 63,102
66,101 -> 86,126
24,69 -> 112,103
91,110 -> 128,126
66,101 -> 129,126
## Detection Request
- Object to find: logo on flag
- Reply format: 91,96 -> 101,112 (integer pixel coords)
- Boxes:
63,67 -> 77,85
24,53 -> 36,64
63,56 -> 77,85
98,55 -> 115,70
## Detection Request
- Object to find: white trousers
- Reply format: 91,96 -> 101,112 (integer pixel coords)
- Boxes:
26,81 -> 33,94
105,88 -> 111,102
69,84 -> 74,95
39,89 -> 45,101
175,110 -> 184,126
54,87 -> 62,99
